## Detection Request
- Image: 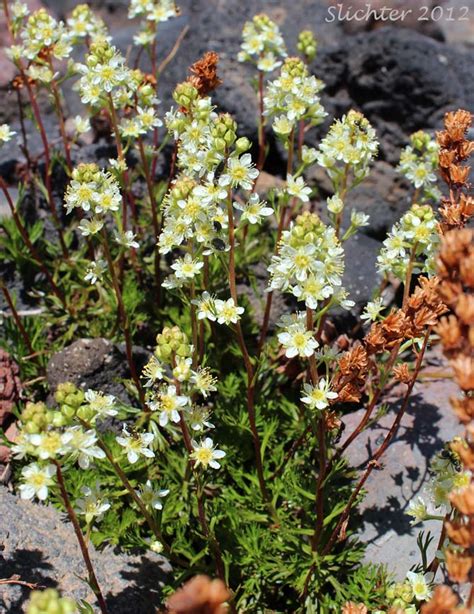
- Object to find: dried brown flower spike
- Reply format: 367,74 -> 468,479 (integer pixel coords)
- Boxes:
188,52 -> 222,97
165,575 -> 230,614
436,109 -> 474,231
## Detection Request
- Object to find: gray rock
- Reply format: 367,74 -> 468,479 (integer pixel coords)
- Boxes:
0,486 -> 171,613
315,27 -> 474,163
343,346 -> 462,579
46,338 -> 150,404
342,232 -> 381,311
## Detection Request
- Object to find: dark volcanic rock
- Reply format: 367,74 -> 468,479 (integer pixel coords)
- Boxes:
315,27 -> 474,162
0,486 -> 171,613
46,338 -> 149,403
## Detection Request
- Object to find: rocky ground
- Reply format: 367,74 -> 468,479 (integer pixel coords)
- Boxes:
0,0 -> 473,610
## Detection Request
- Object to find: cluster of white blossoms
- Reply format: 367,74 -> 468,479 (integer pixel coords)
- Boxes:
268,211 -> 351,311
161,82 -> 269,288
398,130 -> 440,202
65,163 -> 122,217
316,110 -> 378,188
407,448 -> 471,526
76,39 -> 133,106
142,326 -> 225,469
376,203 -> 439,280
238,13 -> 287,72
383,571 -> 434,612
192,292 -> 245,326
66,3 -> 109,44
8,7 -> 72,64
128,0 -> 180,47
264,57 -> 327,139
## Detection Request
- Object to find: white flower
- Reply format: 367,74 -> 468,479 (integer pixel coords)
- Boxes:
300,379 -> 337,411
29,431 -> 65,460
406,571 -> 433,601
85,389 -> 117,418
360,297 -> 385,322
78,218 -> 104,237
350,210 -> 369,228
116,427 -> 155,464
61,426 -> 105,470
190,437 -> 225,469
142,356 -> 164,387
19,463 -> 56,501
286,174 -> 311,202
234,194 -> 273,225
327,195 -> 344,214
115,230 -> 139,249
75,482 -> 110,524
278,324 -> 318,358
136,480 -> 169,511
188,406 -> 215,431
191,367 -> 217,398
0,124 -> 16,144
406,496 -> 429,525
215,298 -> 244,325
171,254 -> 204,279
219,154 -> 259,191
192,291 -> 217,321
84,260 -> 107,285
152,384 -> 188,427
73,115 -> 91,134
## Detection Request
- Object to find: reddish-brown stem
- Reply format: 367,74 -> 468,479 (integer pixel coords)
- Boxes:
306,308 -> 326,550
226,192 -> 273,513
22,76 -> 69,259
54,462 -> 109,614
329,331 -> 429,551
177,410 -> 226,583
101,229 -> 145,406
90,432 -> 184,564
107,94 -> 139,229
49,72 -> 73,172
0,177 -> 68,311
137,137 -> 161,301
257,70 -> 266,171
303,329 -> 431,598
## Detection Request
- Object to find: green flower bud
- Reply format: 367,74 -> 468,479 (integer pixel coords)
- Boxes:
235,137 -> 251,153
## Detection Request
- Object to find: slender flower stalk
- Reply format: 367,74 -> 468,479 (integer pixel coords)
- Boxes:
54,462 -> 109,614
100,229 -> 145,405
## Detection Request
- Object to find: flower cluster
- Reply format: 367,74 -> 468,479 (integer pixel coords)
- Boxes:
11,8 -> 72,63
268,211 -> 350,311
407,448 -> 470,525
129,0 -> 180,47
264,57 -> 326,139
67,3 -> 108,43
376,203 -> 439,280
142,326 -> 225,469
13,384 -> 120,503
161,82 -> 268,288
65,163 -> 122,217
26,588 -> 78,614
384,571 -> 434,611
398,130 -> 440,202
316,110 -> 378,188
76,39 -> 133,106
238,14 -> 286,72
297,30 -> 317,63
192,292 -> 245,326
